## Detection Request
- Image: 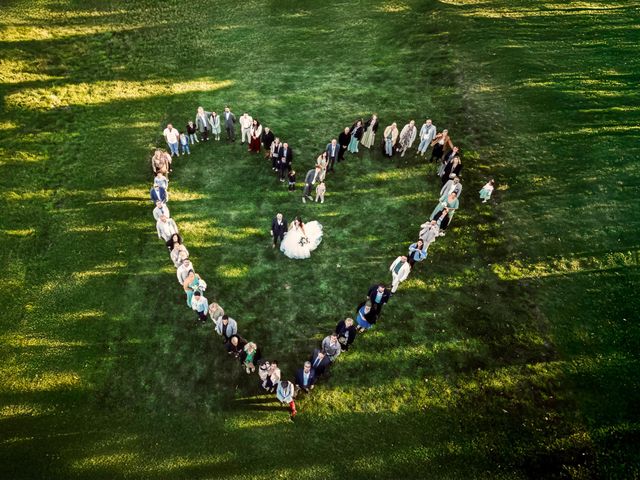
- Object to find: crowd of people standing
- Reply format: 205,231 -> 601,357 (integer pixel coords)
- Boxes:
148,105 -> 495,419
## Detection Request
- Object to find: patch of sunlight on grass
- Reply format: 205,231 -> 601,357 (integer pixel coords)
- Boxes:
376,1 -> 410,13
154,454 -> 235,473
224,414 -> 284,429
6,79 -> 234,111
442,1 -> 630,18
71,261 -> 127,281
203,227 -> 261,241
0,228 -> 35,237
216,265 -> 249,278
6,190 -> 53,201
71,453 -> 138,472
395,192 -> 425,202
363,169 -> 408,181
0,403 -> 55,418
564,125 -> 640,136
492,251 -> 637,280
130,120 -> 159,129
403,277 -> 429,291
0,59 -> 64,84
67,226 -> 105,233
428,268 -> 481,290
0,120 -> 18,130
4,336 -> 87,348
281,10 -> 311,18
2,371 -> 82,392
316,379 -> 453,413
55,309 -> 106,324
470,82 -> 495,93
317,210 -> 341,217
351,455 -> 387,475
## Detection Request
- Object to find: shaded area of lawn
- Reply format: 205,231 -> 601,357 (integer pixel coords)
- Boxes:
1,0 -> 638,478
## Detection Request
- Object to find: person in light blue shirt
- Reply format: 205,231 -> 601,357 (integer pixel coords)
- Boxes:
191,291 -> 208,324
408,239 -> 427,267
276,381 -> 297,419
294,361 -> 316,394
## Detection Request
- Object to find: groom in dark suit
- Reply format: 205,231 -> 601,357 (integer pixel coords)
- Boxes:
270,213 -> 287,248
277,143 -> 293,182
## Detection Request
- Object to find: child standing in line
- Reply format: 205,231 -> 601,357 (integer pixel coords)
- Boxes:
479,179 -> 495,203
180,132 -> 191,155
288,170 -> 296,191
186,121 -> 198,144
315,181 -> 326,203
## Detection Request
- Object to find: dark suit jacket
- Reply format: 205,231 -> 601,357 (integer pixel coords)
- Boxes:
338,131 -> 350,147
304,168 -> 317,185
150,186 -> 167,203
335,320 -> 357,348
351,124 -> 364,140
271,217 -> 287,238
368,285 -> 391,306
261,130 -> 275,149
443,162 -> 463,180
225,335 -> 247,357
278,146 -> 293,166
364,118 -> 379,133
326,143 -> 339,159
309,349 -> 331,376
223,112 -> 236,128
294,368 -> 317,388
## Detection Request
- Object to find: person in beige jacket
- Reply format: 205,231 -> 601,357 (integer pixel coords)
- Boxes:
389,255 -> 411,293
382,122 -> 399,157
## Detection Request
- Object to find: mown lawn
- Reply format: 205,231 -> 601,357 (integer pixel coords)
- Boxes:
1,0 -> 638,478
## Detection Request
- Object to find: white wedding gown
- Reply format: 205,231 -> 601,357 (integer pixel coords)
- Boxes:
280,221 -> 323,259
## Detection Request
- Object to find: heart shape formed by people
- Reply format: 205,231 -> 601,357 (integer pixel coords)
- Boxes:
152,109 -> 470,416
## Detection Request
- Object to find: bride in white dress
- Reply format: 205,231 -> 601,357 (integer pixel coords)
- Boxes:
280,216 -> 323,259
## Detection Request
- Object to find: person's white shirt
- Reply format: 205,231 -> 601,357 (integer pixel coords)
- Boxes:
153,204 -> 170,221
176,261 -> 193,284
389,256 -> 411,282
191,294 -> 209,313
163,127 -> 179,144
240,115 -> 253,129
156,217 -> 178,241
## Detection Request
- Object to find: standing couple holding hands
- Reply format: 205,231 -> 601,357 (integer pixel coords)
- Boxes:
271,213 -> 323,260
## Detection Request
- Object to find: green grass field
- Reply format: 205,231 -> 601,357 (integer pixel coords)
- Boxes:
1,0 -> 639,478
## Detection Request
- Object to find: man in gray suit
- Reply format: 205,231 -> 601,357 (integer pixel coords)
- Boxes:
302,165 -> 321,203
440,176 -> 462,198
325,138 -> 339,173
223,106 -> 236,142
